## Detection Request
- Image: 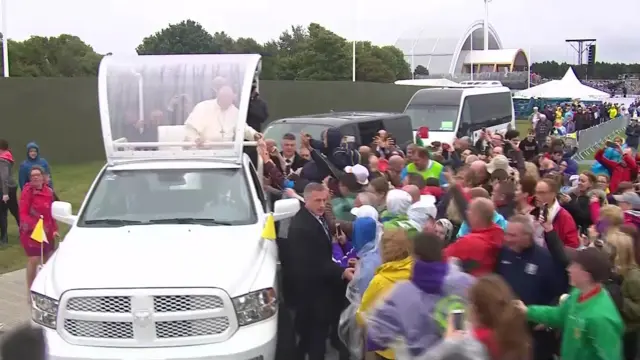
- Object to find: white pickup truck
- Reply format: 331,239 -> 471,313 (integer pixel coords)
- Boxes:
30,54 -> 300,360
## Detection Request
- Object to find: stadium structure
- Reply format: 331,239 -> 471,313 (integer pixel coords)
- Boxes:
394,20 -> 529,77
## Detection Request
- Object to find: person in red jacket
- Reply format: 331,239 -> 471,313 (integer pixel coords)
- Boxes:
594,145 -> 638,193
533,178 -> 579,248
443,198 -> 504,276
19,165 -> 58,294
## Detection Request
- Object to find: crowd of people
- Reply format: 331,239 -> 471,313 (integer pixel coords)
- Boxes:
527,100 -> 638,138
0,141 -> 59,298
4,93 -> 640,360
258,114 -> 640,360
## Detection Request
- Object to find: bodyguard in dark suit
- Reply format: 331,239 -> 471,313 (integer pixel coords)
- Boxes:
287,182 -> 355,360
496,215 -> 566,360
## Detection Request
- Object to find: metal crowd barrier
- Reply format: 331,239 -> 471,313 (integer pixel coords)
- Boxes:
571,115 -> 630,161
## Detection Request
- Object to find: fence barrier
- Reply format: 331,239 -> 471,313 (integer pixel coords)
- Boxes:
572,115 -> 630,161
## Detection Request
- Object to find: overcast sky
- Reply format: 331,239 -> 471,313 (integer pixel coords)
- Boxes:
3,0 -> 639,63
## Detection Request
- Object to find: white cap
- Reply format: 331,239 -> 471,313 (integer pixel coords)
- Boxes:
351,164 -> 369,185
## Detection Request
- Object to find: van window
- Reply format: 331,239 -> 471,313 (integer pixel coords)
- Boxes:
460,92 -> 512,128
404,90 -> 463,132
264,123 -> 329,147
405,105 -> 459,132
382,116 -> 413,146
358,120 -> 384,146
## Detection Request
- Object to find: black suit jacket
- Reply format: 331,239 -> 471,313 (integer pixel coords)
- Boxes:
286,207 -> 343,304
280,152 -> 308,172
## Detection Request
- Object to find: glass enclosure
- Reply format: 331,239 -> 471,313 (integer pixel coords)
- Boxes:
98,54 -> 261,161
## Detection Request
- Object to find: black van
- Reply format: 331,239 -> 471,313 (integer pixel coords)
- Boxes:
263,112 -> 414,148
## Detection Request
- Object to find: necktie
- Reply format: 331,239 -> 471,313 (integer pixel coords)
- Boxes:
319,216 -> 331,241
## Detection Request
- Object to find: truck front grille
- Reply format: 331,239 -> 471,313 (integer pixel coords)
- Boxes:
58,289 -> 237,347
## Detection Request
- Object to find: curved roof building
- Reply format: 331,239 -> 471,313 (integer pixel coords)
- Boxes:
395,20 -> 528,76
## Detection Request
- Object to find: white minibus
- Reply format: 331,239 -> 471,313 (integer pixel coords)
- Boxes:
404,86 -> 515,145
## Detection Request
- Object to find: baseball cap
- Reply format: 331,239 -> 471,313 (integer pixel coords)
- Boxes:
486,155 -> 510,174
351,164 -> 370,185
350,205 -> 379,220
614,192 -> 640,210
570,247 -> 612,283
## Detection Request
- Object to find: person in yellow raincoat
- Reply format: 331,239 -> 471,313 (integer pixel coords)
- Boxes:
356,228 -> 413,359
609,105 -> 618,119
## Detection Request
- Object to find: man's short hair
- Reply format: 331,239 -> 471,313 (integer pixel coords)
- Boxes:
282,133 -> 296,141
414,147 -> 429,159
505,129 -> 520,140
303,182 -> 327,199
508,214 -> 534,237
470,187 -> 490,199
407,173 -> 426,188
356,191 -> 378,206
470,198 -> 494,224
0,139 -> 8,151
412,231 -> 443,262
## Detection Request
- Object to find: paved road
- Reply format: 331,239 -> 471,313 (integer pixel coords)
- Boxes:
0,269 -> 30,334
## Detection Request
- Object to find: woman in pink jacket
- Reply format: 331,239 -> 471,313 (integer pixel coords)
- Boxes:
19,165 -> 58,293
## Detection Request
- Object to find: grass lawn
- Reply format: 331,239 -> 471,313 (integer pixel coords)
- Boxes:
0,161 -> 104,274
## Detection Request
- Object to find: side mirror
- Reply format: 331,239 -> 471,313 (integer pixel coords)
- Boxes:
52,201 -> 77,225
273,198 -> 300,221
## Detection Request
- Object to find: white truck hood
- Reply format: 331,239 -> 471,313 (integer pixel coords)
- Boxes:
41,224 -> 268,298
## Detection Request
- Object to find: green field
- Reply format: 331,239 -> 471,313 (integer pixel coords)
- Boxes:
0,162 -> 104,274
0,120 -> 569,274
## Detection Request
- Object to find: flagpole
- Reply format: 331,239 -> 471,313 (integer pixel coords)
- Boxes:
1,0 -> 8,77
39,215 -> 44,270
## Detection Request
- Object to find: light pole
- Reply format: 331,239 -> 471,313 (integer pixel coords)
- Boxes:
483,0 -> 491,51
1,0 -> 8,77
409,28 -> 426,79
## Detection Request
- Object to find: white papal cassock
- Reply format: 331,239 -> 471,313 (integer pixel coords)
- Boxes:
183,99 -> 258,143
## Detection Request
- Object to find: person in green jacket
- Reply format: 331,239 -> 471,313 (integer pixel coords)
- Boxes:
514,247 -> 624,360
331,172 -> 361,221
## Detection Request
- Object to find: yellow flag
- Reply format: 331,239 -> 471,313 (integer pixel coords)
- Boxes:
261,214 -> 276,241
31,217 -> 49,244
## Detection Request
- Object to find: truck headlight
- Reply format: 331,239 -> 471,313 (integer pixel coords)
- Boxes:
31,292 -> 58,329
232,288 -> 277,326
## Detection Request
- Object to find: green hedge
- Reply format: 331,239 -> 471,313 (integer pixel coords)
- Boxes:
0,78 -> 421,163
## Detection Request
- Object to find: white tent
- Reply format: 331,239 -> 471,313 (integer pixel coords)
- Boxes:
515,68 -> 609,100
395,78 -> 464,88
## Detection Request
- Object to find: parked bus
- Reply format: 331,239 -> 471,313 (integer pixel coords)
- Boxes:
404,86 -> 515,145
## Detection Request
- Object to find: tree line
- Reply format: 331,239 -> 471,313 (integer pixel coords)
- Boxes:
0,21 -> 638,81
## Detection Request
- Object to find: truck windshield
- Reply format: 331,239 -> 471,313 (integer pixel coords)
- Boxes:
404,105 -> 460,132
78,168 -> 256,227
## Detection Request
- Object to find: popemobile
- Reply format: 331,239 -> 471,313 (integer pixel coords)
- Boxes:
30,53 -> 300,360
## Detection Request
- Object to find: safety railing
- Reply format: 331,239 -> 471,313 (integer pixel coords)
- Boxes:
571,115 -> 630,161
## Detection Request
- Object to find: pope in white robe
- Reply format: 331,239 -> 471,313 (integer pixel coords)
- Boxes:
183,85 -> 258,146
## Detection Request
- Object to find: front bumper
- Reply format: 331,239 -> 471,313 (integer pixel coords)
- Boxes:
41,315 -> 277,360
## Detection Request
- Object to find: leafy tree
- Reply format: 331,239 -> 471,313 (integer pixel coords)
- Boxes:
531,60 -> 640,80
1,34 -> 101,76
414,65 -> 429,76
136,20 -> 216,55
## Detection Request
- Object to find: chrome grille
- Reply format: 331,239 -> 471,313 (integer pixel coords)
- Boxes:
64,319 -> 134,339
59,289 -> 237,348
66,296 -> 131,313
153,295 -> 224,312
156,317 -> 230,338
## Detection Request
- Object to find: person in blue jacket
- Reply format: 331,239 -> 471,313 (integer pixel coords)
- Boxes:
495,214 -> 567,360
19,142 -> 53,190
